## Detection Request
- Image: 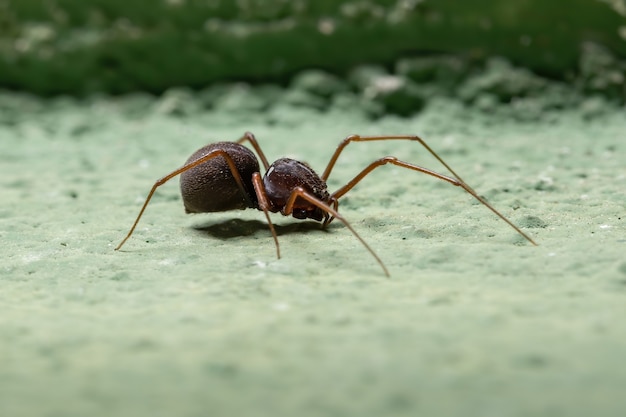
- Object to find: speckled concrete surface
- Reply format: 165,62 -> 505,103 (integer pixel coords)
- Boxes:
1,91 -> 625,417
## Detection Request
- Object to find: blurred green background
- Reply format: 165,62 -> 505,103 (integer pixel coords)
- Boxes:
1,0 -> 625,97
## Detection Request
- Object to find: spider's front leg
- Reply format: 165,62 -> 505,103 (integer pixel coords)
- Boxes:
283,187 -> 390,277
321,197 -> 339,228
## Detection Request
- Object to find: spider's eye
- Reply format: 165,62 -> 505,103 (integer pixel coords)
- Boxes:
293,209 -> 308,219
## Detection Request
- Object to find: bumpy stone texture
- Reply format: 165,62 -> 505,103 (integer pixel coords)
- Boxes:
0,0 -> 625,98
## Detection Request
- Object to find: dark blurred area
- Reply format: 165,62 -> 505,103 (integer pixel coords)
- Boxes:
0,0 -> 624,98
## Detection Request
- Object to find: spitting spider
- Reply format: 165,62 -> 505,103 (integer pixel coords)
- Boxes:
115,132 -> 537,276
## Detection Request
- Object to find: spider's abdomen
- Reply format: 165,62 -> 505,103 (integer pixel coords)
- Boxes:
180,142 -> 259,213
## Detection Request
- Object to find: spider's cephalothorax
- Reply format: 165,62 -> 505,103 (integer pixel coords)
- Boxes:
263,158 -> 330,221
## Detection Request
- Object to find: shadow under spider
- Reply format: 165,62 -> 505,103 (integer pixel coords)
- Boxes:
191,218 -> 332,240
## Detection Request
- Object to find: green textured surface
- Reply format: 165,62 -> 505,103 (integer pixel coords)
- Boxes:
1,88 -> 625,416
1,0 -> 625,95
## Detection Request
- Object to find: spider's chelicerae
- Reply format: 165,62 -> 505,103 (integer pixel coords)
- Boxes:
115,132 -> 537,276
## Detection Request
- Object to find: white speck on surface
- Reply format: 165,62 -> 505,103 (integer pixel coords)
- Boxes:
273,302 -> 290,312
599,224 -> 611,229
22,253 -> 43,264
253,260 -> 267,268
158,258 -> 176,266
538,175 -> 554,186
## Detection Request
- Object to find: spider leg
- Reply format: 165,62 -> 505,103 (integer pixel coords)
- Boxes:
251,172 -> 281,259
115,149 -> 254,251
322,134 -> 467,183
283,187 -> 390,277
329,156 -> 536,246
236,131 -> 271,171
321,197 -> 339,228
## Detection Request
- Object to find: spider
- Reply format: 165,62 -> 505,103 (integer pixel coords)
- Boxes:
115,132 -> 537,276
